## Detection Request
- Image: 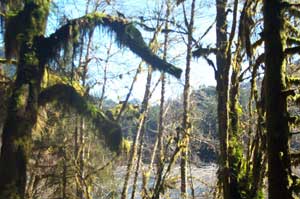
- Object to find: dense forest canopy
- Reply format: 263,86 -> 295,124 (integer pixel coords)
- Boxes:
1,0 -> 300,199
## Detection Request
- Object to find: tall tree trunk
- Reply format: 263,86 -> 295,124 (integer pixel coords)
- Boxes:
228,46 -> 242,199
180,1 -> 195,197
215,0 -> 230,198
0,41 -> 45,199
248,56 -> 266,199
0,2 -> 49,198
148,2 -> 171,198
130,65 -> 152,199
227,0 -> 243,194
264,0 -> 292,198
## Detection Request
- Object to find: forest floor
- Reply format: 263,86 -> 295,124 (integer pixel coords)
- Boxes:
115,163 -> 218,199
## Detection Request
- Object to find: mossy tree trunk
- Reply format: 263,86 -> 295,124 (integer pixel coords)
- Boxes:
0,1 -> 50,198
215,0 -> 230,198
130,65 -> 152,199
150,1 -> 171,198
180,0 -> 196,197
263,0 -> 292,198
228,46 -> 243,199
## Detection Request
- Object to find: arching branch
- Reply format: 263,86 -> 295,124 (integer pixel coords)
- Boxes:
40,12 -> 182,78
38,83 -> 122,152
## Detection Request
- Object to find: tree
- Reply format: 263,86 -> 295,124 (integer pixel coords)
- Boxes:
179,0 -> 196,197
0,1 -> 182,198
192,0 -> 233,197
264,0 -> 293,198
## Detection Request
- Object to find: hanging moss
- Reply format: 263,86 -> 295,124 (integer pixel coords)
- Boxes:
41,12 -> 182,78
4,0 -> 50,59
38,83 -> 122,152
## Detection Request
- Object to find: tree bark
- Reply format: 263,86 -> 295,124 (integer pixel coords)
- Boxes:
264,0 -> 292,198
180,1 -> 196,197
215,0 -> 230,198
0,2 -> 49,198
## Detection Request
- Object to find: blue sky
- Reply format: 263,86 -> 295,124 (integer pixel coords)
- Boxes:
49,0 -> 217,103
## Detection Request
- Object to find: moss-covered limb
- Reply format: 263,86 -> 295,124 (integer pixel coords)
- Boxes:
203,55 -> 217,73
40,12 -> 182,78
192,46 -> 218,57
38,83 -> 121,152
41,67 -> 85,94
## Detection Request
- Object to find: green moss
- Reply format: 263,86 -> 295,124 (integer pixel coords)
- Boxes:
236,103 -> 243,116
24,51 -> 39,66
254,190 -> 264,199
14,84 -> 29,110
87,12 -> 107,20
39,84 -> 122,152
41,69 -> 84,94
44,11 -> 181,78
121,138 -> 132,154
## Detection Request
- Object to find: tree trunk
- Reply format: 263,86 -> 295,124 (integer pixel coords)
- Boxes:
149,1 -> 170,197
0,46 -> 45,199
0,3 -> 49,197
180,1 -> 196,197
228,47 -> 243,199
264,0 -> 292,198
131,60 -> 154,198
215,0 -> 230,198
